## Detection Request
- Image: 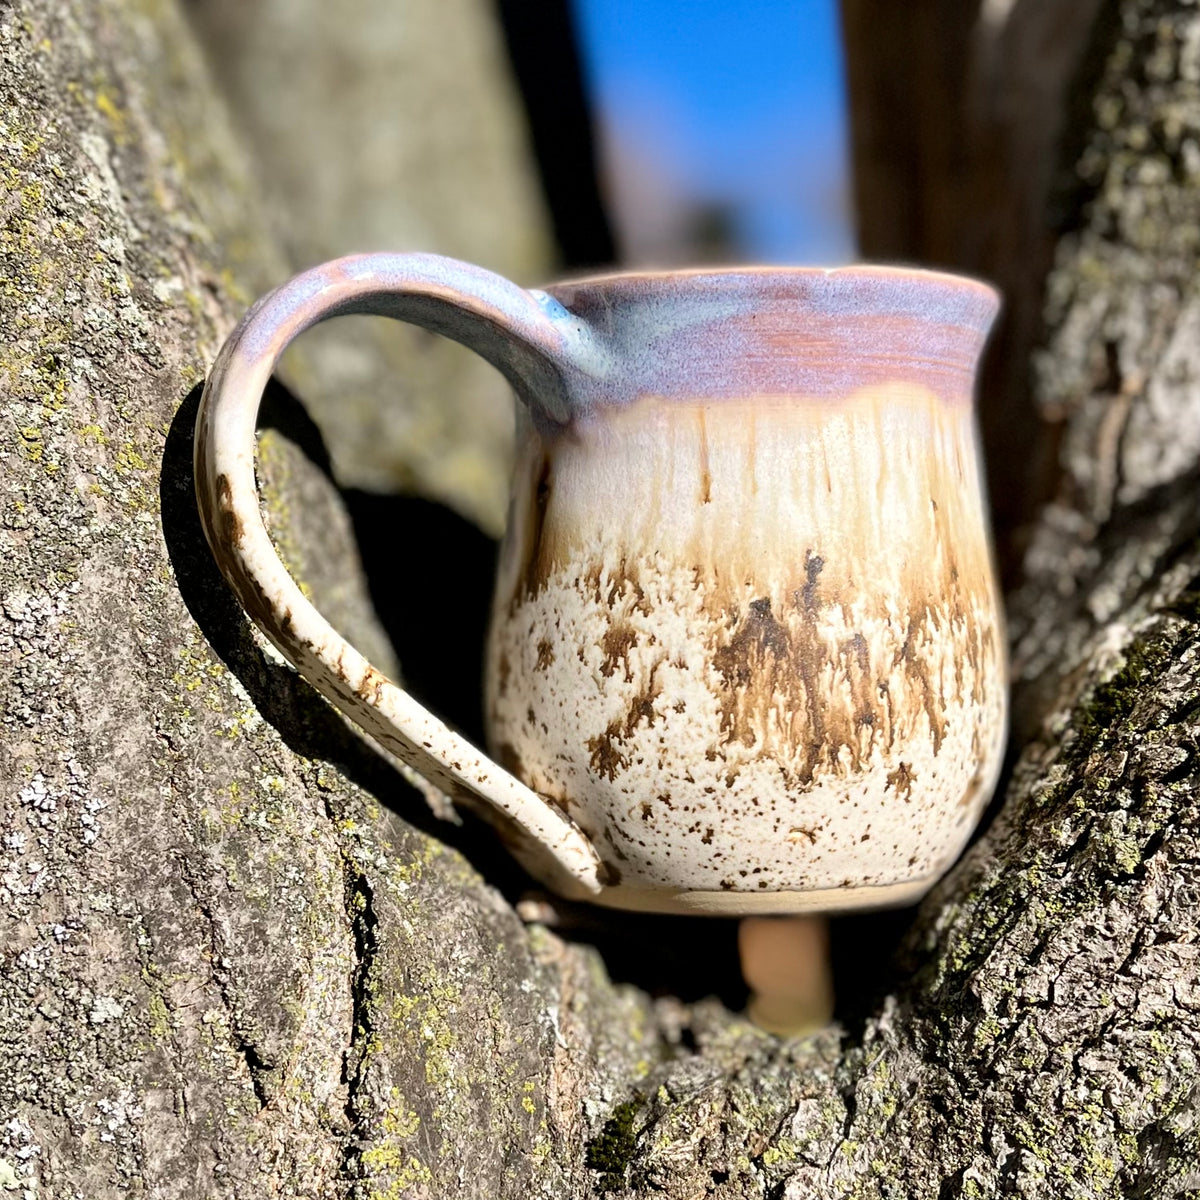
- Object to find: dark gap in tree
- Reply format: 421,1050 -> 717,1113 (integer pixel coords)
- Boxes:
340,491 -> 497,750
828,905 -> 917,1031
493,0 -> 616,271
1045,0 -> 1129,235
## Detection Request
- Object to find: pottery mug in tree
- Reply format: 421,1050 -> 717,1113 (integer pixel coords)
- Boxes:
195,253 -> 1007,915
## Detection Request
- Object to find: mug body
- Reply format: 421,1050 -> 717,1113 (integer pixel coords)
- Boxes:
486,267 -> 1006,913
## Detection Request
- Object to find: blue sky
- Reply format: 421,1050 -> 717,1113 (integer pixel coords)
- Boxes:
571,0 -> 854,264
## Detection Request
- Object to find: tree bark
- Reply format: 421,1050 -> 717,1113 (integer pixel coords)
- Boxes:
3,0 -> 1200,1197
187,0 -> 556,535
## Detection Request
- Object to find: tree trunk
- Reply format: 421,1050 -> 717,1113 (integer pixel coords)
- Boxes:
187,0 -> 557,535
3,0 -> 1200,1197
840,0 -> 1110,581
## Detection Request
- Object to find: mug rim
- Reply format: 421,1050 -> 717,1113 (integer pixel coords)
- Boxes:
544,260 -> 1000,308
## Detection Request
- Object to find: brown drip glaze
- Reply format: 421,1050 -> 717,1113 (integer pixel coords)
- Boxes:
486,384 -> 1006,896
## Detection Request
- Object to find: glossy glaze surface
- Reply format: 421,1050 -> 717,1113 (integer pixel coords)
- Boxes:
489,395 -> 1004,904
487,267 -> 1005,908
196,254 -> 1005,915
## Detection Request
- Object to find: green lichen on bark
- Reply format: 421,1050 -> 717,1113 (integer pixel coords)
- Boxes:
0,3 -> 656,1196
584,1094 -> 644,1193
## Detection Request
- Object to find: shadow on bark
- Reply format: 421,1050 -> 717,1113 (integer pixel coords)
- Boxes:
162,382 -> 769,1007
160,382 -> 494,859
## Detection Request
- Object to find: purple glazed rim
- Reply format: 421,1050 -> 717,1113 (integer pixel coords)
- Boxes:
543,260 -> 1001,330
543,259 -> 999,303
542,261 -> 1001,405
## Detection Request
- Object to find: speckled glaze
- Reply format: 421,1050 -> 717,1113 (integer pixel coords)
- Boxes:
195,253 -> 1006,915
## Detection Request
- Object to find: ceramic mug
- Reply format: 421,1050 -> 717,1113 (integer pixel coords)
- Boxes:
195,253 -> 1007,915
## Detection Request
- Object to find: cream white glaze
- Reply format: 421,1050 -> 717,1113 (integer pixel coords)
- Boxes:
487,384 -> 1007,907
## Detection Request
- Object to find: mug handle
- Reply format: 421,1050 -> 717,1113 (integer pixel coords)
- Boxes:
194,253 -> 607,899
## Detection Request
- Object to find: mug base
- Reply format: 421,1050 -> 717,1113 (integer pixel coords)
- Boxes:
588,876 -> 938,916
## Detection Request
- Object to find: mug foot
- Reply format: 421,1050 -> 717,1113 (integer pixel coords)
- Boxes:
740,915 -> 834,1036
589,876 -> 938,916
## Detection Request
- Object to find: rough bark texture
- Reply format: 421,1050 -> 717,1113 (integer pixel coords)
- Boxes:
3,0 -> 1200,1197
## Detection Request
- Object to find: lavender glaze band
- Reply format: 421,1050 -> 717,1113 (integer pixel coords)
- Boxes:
195,251 -> 1008,916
